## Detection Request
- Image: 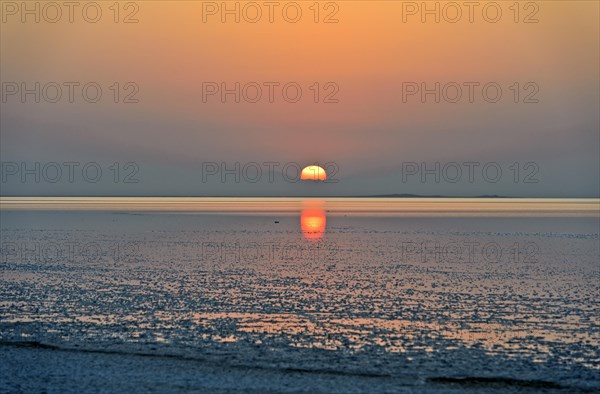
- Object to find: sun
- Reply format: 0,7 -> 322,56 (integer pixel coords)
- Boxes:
300,165 -> 327,181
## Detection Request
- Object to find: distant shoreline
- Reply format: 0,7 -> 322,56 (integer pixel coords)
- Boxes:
2,195 -> 599,199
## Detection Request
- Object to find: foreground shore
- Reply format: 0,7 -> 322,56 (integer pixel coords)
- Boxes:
2,342 -> 595,393
1,204 -> 598,392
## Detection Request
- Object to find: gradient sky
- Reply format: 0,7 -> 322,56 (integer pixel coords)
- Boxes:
1,1 -> 598,197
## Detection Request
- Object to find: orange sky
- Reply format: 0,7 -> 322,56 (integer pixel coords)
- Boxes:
1,1 -> 599,196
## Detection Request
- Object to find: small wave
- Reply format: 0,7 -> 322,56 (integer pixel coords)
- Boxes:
0,341 -> 388,379
428,376 -> 584,391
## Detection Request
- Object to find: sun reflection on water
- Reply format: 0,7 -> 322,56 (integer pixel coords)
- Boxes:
300,200 -> 327,240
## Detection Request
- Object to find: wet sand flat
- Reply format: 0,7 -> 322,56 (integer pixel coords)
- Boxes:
1,199 -> 599,392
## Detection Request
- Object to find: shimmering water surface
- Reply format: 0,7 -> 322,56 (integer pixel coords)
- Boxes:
1,198 -> 599,392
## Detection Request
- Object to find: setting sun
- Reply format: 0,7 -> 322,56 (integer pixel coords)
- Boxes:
300,165 -> 327,181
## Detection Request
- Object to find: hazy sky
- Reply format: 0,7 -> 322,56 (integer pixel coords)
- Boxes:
1,1 -> 598,197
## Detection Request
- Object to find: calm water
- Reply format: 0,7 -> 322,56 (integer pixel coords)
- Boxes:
1,198 -> 599,392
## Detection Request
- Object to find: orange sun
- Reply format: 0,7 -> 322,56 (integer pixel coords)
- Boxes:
300,165 -> 327,181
